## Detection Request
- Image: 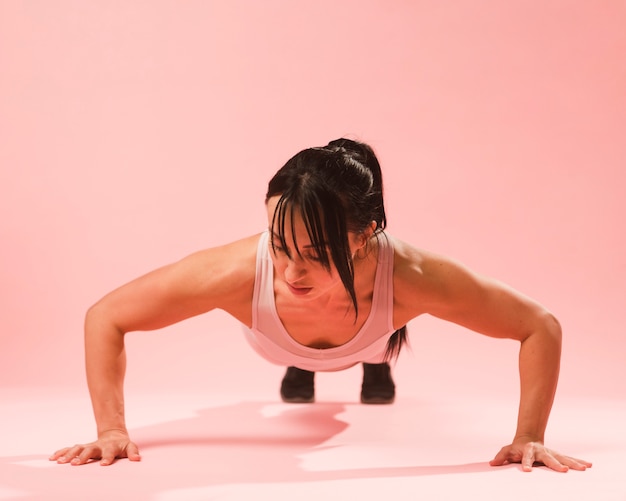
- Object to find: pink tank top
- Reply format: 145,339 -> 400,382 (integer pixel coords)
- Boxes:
242,231 -> 396,372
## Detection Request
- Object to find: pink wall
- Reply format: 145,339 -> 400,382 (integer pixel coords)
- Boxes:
1,1 -> 624,398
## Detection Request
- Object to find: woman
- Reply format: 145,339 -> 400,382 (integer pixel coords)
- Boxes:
275,140 -> 402,405
50,139 -> 591,472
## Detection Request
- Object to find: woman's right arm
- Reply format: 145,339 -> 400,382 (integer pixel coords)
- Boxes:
50,311 -> 139,466
49,235 -> 258,466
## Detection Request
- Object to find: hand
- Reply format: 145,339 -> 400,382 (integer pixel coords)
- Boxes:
490,441 -> 591,472
49,429 -> 141,466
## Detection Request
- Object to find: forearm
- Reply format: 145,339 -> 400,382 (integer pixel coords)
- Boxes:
514,315 -> 562,443
84,307 -> 129,436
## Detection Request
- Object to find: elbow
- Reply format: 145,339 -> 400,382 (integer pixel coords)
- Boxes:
520,309 -> 562,345
539,310 -> 562,347
84,300 -> 104,329
84,300 -> 125,337
546,311 -> 562,338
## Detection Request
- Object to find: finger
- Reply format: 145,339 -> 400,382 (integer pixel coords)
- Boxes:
553,453 -> 592,471
522,442 -> 536,472
126,442 -> 141,462
71,446 -> 101,466
99,446 -> 119,467
536,450 -> 569,473
564,460 -> 587,472
56,445 -> 84,464
489,451 -> 509,466
489,447 -> 510,467
49,447 -> 71,461
564,455 -> 592,469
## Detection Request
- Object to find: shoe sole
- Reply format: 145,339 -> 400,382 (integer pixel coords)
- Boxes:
360,396 -> 395,404
281,396 -> 315,403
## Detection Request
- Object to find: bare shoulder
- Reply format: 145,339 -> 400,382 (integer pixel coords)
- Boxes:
390,235 -> 484,325
389,235 -> 552,340
94,233 -> 262,332
171,233 -> 260,308
179,233 -> 259,278
389,235 -> 451,280
390,236 -> 448,295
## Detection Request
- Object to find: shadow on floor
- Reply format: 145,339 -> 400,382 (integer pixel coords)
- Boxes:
0,400 -> 498,500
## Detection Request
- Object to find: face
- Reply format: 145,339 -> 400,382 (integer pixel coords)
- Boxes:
266,196 -> 364,300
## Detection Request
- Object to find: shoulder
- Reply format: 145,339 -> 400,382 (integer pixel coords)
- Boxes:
102,233 -> 262,301
389,235 -> 484,324
89,234 -> 263,333
179,233 -> 260,272
388,234 -> 448,283
170,233 -> 261,303
389,235 -> 553,341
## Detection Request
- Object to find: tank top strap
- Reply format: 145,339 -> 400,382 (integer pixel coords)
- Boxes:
359,232 -> 395,344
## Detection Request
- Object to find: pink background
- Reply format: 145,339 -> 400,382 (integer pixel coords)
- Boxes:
1,0 -> 623,396
0,2 -> 624,500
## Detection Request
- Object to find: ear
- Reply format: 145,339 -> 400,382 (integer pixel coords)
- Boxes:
355,221 -> 377,249
364,221 -> 377,240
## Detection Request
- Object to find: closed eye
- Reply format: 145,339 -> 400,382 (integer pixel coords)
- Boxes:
305,253 -> 322,262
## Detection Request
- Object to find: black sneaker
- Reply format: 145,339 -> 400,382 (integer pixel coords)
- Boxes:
361,362 -> 395,404
280,366 -> 315,403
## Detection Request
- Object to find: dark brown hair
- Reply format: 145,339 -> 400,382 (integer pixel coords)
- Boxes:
266,138 -> 407,361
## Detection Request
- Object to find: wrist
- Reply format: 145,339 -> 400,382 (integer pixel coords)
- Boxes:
513,433 -> 544,444
98,428 -> 129,438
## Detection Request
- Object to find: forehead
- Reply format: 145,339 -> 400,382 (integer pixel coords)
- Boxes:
265,195 -> 281,217
266,195 -> 306,233
266,195 -> 326,251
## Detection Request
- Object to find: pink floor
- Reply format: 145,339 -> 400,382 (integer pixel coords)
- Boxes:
1,338 -> 624,500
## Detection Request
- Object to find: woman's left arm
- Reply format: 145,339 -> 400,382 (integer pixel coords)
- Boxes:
488,313 -> 591,472
394,244 -> 592,472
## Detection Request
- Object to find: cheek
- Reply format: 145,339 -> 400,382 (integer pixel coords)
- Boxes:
269,251 -> 285,273
275,260 -> 288,277
312,264 -> 339,284
269,249 -> 295,279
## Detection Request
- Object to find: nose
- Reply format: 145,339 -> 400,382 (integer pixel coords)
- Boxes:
284,255 -> 307,282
